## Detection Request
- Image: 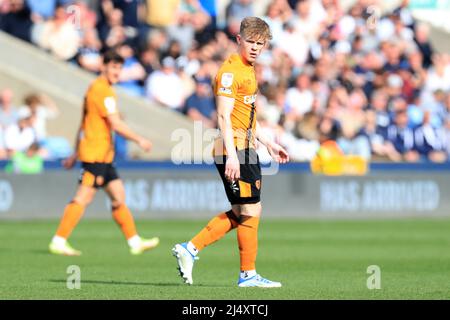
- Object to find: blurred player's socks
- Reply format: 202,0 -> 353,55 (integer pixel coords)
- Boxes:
237,215 -> 260,271
112,204 -> 138,240
191,210 -> 239,251
55,202 -> 85,238
112,204 -> 159,254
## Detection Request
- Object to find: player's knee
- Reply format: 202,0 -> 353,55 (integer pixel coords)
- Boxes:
239,202 -> 261,217
72,196 -> 92,207
111,199 -> 125,209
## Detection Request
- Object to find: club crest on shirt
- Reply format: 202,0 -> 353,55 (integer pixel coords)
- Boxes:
221,73 -> 234,88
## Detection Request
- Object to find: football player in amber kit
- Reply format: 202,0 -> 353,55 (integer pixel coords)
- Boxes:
49,51 -> 159,256
173,17 -> 289,287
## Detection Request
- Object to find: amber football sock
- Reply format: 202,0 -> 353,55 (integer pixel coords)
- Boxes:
112,204 -> 138,240
191,210 -> 239,252
55,202 -> 85,239
237,215 -> 260,271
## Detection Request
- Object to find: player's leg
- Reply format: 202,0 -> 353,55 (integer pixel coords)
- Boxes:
49,185 -> 97,256
234,149 -> 281,287
172,208 -> 240,285
172,156 -> 241,285
236,202 -> 281,288
104,178 -> 159,255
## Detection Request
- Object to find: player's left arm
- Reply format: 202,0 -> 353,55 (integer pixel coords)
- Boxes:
62,101 -> 86,169
255,120 -> 289,164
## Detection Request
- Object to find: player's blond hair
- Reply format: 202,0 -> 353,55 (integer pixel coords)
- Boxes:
239,17 -> 272,42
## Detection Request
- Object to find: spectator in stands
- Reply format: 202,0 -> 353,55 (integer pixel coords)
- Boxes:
422,53 -> 450,106
145,56 -> 184,110
278,19 -> 309,67
4,110 -> 37,155
363,109 -> 401,161
111,0 -> 141,29
176,56 -> 196,102
386,110 -> 419,162
4,141 -> 43,174
77,27 -> 103,73
0,0 -> 33,42
116,41 -> 146,96
144,0 -> 180,28
139,45 -> 160,75
262,2 -> 286,48
226,0 -> 254,25
0,88 -> 19,128
26,0 -> 57,21
337,116 -> 371,160
335,89 -> 370,159
184,76 -> 216,128
34,4 -> 81,60
413,22 -> 434,69
291,0 -> 325,42
285,73 -> 314,124
18,93 -> 59,142
102,8 -> 127,49
413,111 -> 447,163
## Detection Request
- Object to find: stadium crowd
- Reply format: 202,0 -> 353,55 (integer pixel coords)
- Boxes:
2,0 -> 450,163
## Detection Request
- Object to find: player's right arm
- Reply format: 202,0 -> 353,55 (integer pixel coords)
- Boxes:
107,113 -> 152,152
217,95 -> 240,181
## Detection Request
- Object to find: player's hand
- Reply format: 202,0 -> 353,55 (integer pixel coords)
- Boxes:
138,137 -> 152,152
62,154 -> 77,169
267,143 -> 290,164
225,155 -> 240,182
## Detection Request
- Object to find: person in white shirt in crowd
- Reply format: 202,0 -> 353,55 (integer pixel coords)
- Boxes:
34,4 -> 81,60
285,72 -> 314,124
18,93 -> 59,142
145,56 -> 184,111
422,53 -> 450,106
4,110 -> 38,156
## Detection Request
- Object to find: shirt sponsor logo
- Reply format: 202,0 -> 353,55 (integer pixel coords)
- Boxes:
244,94 -> 257,104
218,87 -> 232,95
221,73 -> 234,88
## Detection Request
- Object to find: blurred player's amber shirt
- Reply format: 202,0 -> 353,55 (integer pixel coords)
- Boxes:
78,76 -> 118,163
213,53 -> 258,155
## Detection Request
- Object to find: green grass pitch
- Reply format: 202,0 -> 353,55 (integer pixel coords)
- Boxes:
1,219 -> 450,299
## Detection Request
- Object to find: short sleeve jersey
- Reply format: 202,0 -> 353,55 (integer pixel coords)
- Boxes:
213,53 -> 258,155
78,76 -> 118,163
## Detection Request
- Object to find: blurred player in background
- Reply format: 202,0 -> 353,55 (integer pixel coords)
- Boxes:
49,50 -> 159,256
173,17 -> 289,287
